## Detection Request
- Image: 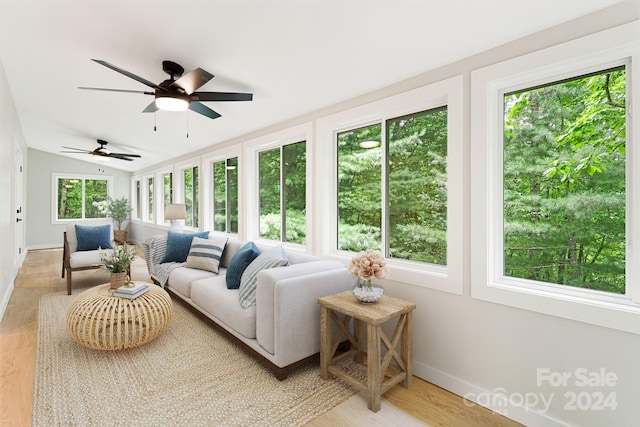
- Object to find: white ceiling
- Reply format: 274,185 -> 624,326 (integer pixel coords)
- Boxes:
0,0 -> 624,172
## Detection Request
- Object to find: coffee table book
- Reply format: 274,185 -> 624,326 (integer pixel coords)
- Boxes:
115,282 -> 149,294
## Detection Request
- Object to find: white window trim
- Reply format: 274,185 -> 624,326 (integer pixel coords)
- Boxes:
201,147 -> 242,237
142,174 -> 155,224
51,173 -> 114,224
156,167 -> 175,226
174,157 -> 201,231
315,76 -> 464,294
470,21 -> 640,334
243,122 -> 314,253
131,176 -> 141,223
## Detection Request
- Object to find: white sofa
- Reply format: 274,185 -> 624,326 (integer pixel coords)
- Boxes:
142,235 -> 353,380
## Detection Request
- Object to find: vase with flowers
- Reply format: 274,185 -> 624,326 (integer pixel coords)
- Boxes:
348,249 -> 388,303
100,244 -> 138,289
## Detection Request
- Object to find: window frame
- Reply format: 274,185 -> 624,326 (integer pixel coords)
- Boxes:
316,76 -> 464,293
51,173 -> 114,224
470,22 -> 640,333
157,168 -> 175,225
201,147 -> 242,237
131,177 -> 141,222
175,157 -> 201,231
244,122 -> 314,252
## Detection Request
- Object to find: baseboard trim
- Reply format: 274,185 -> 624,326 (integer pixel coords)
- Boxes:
27,243 -> 62,250
413,361 -> 570,427
0,281 -> 14,322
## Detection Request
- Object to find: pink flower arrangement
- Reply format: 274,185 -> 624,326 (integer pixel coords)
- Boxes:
348,249 -> 388,287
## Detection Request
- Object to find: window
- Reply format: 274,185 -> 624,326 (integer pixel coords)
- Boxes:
184,166 -> 199,228
146,177 -> 154,222
470,21 -> 639,333
163,172 -> 173,225
52,173 -> 113,222
213,157 -> 238,234
503,67 -> 625,294
337,107 -> 448,264
133,179 -> 141,220
258,141 -> 306,244
317,76 -> 463,292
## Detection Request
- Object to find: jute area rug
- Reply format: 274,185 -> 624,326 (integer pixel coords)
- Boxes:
33,293 -> 358,426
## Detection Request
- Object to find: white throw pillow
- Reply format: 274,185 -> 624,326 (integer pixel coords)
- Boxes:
185,236 -> 228,273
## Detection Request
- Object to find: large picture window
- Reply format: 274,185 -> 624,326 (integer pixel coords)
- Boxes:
318,76 -> 463,292
213,157 -> 238,234
503,67 -> 626,294
146,177 -> 154,222
53,174 -> 112,222
470,22 -> 639,333
337,107 -> 448,265
258,141 -> 306,244
163,172 -> 173,224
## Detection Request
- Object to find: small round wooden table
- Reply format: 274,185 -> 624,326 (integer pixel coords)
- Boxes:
66,283 -> 173,350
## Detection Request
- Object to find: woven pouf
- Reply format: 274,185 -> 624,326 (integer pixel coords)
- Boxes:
66,283 -> 173,350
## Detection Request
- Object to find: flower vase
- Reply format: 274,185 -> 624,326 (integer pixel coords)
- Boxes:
110,272 -> 126,290
352,278 -> 384,303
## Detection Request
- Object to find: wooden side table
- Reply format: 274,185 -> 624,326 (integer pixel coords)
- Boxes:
318,290 -> 416,412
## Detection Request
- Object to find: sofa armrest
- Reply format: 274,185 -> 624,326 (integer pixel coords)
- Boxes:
142,235 -> 168,278
256,261 -> 353,366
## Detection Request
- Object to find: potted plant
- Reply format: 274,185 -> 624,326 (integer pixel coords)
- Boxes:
100,245 -> 138,289
106,196 -> 132,244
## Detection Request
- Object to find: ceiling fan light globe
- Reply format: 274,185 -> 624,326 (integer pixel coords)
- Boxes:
92,153 -> 109,161
155,96 -> 190,112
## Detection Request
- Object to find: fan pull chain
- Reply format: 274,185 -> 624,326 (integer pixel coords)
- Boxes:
186,111 -> 189,138
154,113 -> 157,132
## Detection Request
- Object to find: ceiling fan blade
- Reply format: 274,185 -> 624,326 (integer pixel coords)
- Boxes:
142,101 -> 159,113
78,86 -> 154,95
109,155 -> 134,161
189,101 -> 221,119
61,146 -> 90,152
60,150 -> 90,154
109,152 -> 141,158
92,59 -> 164,91
171,68 -> 214,94
192,92 -> 253,102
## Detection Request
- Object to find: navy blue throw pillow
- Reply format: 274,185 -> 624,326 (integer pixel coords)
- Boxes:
226,241 -> 260,289
75,224 -> 112,251
160,231 -> 210,263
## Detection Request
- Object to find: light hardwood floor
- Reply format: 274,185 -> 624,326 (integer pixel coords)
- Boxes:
1,248 -> 522,427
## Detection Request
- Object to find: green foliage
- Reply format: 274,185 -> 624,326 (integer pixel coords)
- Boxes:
99,245 -> 137,273
106,196 -> 132,230
57,178 -> 108,220
503,68 -> 626,293
337,108 -> 448,264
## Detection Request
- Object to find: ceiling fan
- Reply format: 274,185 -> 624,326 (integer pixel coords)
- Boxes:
61,139 -> 141,161
79,59 -> 253,120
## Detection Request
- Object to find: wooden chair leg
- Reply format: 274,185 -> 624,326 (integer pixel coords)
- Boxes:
67,269 -> 72,295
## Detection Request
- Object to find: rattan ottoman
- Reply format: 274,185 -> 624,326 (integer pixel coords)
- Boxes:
66,283 -> 173,350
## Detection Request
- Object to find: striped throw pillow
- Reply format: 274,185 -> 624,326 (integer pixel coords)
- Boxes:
239,246 -> 289,309
185,236 -> 228,273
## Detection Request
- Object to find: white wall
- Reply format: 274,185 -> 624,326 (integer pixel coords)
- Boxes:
26,148 -> 132,249
128,4 -> 640,426
0,58 -> 28,319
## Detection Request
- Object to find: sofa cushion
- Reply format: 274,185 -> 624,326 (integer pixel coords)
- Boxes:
185,236 -> 227,273
69,249 -> 109,268
239,246 -> 289,309
161,231 -> 210,263
226,241 -> 260,290
168,266 -> 222,299
191,277 -> 257,339
75,224 -> 112,251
